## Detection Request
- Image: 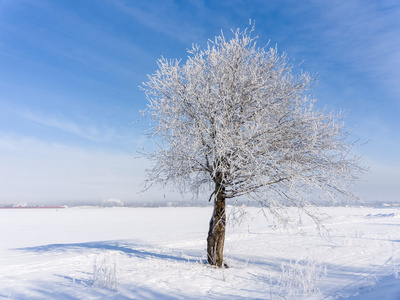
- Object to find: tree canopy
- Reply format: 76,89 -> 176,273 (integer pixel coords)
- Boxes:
142,26 -> 364,209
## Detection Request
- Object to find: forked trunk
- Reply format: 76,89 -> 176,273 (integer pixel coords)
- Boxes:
207,180 -> 226,268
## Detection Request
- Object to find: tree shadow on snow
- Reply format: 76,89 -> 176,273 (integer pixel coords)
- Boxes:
8,284 -> 195,300
13,241 -> 389,299
14,240 -> 202,264
17,285 -> 224,300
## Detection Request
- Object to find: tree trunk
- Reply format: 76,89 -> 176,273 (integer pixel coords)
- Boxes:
207,178 -> 226,267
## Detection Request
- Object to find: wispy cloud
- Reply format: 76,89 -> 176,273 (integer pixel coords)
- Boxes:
19,110 -> 116,143
319,1 -> 400,98
113,0 -> 206,45
226,1 -> 400,101
0,0 -> 151,84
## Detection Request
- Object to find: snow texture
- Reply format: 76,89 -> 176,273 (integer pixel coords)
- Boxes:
1,206 -> 400,299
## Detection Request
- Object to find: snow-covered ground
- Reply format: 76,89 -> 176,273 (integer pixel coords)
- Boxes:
1,206 -> 400,299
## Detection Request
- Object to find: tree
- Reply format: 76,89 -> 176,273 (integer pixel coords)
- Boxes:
141,26 -> 365,268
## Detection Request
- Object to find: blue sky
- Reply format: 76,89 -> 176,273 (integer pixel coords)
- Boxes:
0,0 -> 399,205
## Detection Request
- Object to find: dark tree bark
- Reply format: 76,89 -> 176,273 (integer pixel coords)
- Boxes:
207,176 -> 226,267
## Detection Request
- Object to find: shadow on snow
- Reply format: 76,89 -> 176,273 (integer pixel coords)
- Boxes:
14,240 -> 201,264
10,240 -> 400,299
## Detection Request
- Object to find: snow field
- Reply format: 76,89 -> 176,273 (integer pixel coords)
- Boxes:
1,206 -> 400,299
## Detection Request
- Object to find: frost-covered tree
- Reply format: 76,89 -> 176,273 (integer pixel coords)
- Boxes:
141,26 -> 364,268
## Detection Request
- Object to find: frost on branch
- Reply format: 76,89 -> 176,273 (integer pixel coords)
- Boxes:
141,26 -> 365,214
